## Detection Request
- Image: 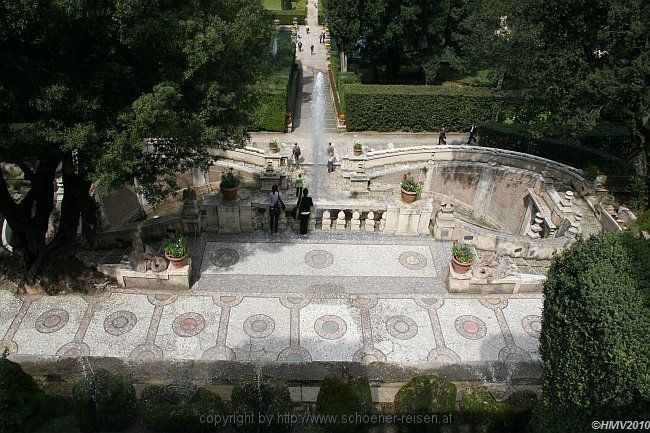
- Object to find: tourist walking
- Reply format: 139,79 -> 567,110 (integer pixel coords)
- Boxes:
292,142 -> 301,167
298,41 -> 302,52
297,188 -> 314,235
438,125 -> 447,145
306,26 -> 310,34
326,142 -> 334,155
310,44 -> 314,55
467,122 -> 477,144
295,173 -> 304,197
327,152 -> 335,173
268,185 -> 284,234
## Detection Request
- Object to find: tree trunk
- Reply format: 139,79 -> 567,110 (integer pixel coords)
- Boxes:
386,55 -> 400,83
340,42 -> 347,73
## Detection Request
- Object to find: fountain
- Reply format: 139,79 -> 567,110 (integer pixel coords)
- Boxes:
311,71 -> 326,197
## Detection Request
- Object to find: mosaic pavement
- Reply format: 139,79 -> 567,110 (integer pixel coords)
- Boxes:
0,235 -> 543,365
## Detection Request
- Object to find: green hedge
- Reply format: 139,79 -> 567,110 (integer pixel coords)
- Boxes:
342,84 -> 522,132
269,8 -> 306,24
393,375 -> 456,432
231,374 -> 293,433
479,122 -> 632,174
460,386 -> 536,433
316,373 -> 373,433
252,30 -> 296,131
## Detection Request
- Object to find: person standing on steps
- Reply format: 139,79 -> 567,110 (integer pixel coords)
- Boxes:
326,142 -> 334,155
295,173 -> 304,197
327,152 -> 335,173
467,122 -> 477,144
292,142 -> 301,167
297,41 -> 302,52
268,185 -> 284,234
297,188 -> 314,235
310,44 -> 314,55
438,124 -> 447,145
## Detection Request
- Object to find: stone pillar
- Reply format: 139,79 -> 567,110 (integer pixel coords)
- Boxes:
308,214 -> 316,231
181,188 -> 200,235
418,200 -> 434,235
321,210 -> 331,231
349,163 -> 370,193
191,167 -> 208,187
240,205 -> 254,232
379,212 -> 387,232
336,211 -> 346,231
423,157 -> 436,192
351,211 -> 361,231
526,212 -> 543,239
383,207 -> 399,234
434,201 -> 455,241
278,208 -> 287,231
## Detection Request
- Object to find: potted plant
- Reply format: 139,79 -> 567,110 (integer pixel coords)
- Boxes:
163,234 -> 189,268
400,172 -> 423,203
451,241 -> 474,274
353,141 -> 363,156
268,138 -> 279,153
338,113 -> 346,126
220,168 -> 240,200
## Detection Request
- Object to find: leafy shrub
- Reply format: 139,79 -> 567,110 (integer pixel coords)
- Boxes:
315,373 -> 373,433
140,383 -> 225,433
452,242 -> 473,263
230,374 -> 293,433
72,369 -> 138,432
393,375 -> 456,432
0,353 -> 38,433
163,233 -> 188,258
479,122 -> 632,175
460,386 -> 536,433
577,123 -> 633,156
628,174 -> 648,211
220,169 -> 241,189
342,85 -> 522,132
634,210 -> 650,233
400,172 -> 423,194
539,232 -> 650,432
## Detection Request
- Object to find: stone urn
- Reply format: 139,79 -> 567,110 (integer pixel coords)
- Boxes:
221,186 -> 239,201
165,252 -> 189,268
451,256 -> 473,274
400,188 -> 418,203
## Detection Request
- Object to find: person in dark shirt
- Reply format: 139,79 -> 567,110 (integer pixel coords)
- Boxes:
297,188 -> 314,235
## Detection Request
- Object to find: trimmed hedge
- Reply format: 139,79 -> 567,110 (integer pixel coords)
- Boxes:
140,383 -> 225,433
315,373 -> 373,433
252,30 -> 296,131
72,369 -> 138,432
479,122 -> 632,174
342,84 -> 523,132
231,374 -> 293,433
539,232 -> 650,432
269,8 -> 306,24
460,386 -> 536,433
393,375 -> 456,432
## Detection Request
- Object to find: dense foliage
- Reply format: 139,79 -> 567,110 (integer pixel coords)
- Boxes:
343,85 -> 520,131
393,375 -> 456,432
315,373 -> 373,433
140,383 -> 225,433
460,387 -> 536,433
230,374 -> 294,433
252,30 -> 297,131
0,0 -> 271,291
323,0 -> 450,82
479,122 -> 632,174
72,369 -> 138,432
539,232 -> 650,432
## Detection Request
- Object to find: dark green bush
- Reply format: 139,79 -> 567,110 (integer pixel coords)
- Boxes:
315,373 -> 373,433
72,369 -> 138,432
478,122 -> 632,175
252,30 -> 296,131
393,375 -> 456,432
539,232 -> 650,432
0,354 -> 69,433
460,386 -> 536,433
140,383 -> 225,433
269,9 -> 306,24
577,123 -> 633,156
230,374 -> 293,433
342,84 -> 523,132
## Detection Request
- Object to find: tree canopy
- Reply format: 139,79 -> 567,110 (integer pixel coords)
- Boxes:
0,0 -> 271,291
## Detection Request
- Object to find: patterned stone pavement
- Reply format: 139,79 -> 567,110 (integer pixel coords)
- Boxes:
0,234 -> 543,366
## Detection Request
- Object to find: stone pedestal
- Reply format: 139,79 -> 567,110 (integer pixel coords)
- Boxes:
100,259 -> 192,291
260,160 -> 288,191
348,163 -> 370,193
434,201 -> 455,241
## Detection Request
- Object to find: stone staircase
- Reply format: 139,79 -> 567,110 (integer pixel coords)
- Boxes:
321,75 -> 339,134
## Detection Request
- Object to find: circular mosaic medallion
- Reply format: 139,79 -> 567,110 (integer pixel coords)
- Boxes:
398,251 -> 428,270
386,315 -> 418,340
454,315 -> 487,340
210,248 -> 240,267
104,311 -> 137,336
172,312 -> 206,337
521,315 -> 542,339
35,309 -> 69,334
243,314 -> 275,338
314,315 -> 347,340
304,250 -> 334,269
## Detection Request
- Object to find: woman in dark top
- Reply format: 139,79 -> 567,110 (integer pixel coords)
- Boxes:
297,188 -> 313,235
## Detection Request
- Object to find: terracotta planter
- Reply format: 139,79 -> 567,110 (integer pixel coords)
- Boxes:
353,148 -> 362,156
269,146 -> 279,154
451,256 -> 473,274
400,188 -> 418,203
165,252 -> 189,268
221,186 -> 239,201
